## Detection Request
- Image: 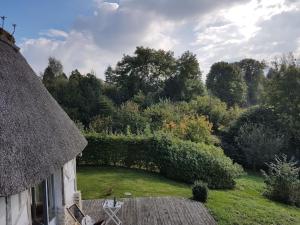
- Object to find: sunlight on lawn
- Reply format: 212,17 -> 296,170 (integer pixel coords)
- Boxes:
77,167 -> 300,225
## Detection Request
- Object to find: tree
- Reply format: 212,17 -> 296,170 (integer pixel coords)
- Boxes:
113,101 -> 148,134
163,115 -> 218,145
106,46 -> 177,102
262,155 -> 300,206
264,64 -> 300,160
42,66 -> 55,85
105,66 -> 114,84
206,62 -> 247,107
235,123 -> 285,170
189,95 -> 242,132
223,106 -> 286,167
48,57 -> 63,76
237,58 -> 266,106
164,51 -> 206,101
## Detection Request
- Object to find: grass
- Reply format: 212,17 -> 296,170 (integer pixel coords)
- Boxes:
77,167 -> 300,225
77,166 -> 191,199
207,174 -> 300,225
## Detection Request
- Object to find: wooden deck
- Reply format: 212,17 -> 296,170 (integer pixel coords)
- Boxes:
82,197 -> 217,225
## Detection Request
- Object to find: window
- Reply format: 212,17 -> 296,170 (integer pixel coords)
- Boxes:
31,175 -> 56,225
31,182 -> 45,225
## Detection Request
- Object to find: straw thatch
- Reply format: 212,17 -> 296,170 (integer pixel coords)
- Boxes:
0,37 -> 87,196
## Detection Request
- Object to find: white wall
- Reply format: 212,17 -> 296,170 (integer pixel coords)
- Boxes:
0,158 -> 78,225
63,159 -> 77,206
0,197 -> 6,225
9,190 -> 30,225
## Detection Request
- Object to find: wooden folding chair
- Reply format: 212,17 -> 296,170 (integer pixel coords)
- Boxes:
67,204 -> 105,225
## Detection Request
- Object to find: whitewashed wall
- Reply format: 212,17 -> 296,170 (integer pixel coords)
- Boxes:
0,197 -> 6,225
63,159 -> 77,206
0,158 -> 79,225
0,190 -> 31,225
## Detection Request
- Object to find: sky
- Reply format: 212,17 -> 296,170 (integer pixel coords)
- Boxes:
2,0 -> 300,79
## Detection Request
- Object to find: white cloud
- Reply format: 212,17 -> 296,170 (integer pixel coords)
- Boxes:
19,0 -> 300,79
193,0 -> 300,74
39,29 -> 69,38
20,31 -> 119,78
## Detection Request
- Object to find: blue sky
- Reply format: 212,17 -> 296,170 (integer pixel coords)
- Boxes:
2,0 -> 91,40
2,0 -> 300,79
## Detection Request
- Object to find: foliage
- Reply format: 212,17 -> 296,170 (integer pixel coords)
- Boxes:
189,95 -> 243,131
237,58 -> 266,106
48,57 -> 64,76
262,155 -> 300,207
113,101 -> 148,134
163,51 -> 206,101
105,47 -> 206,104
90,116 -> 113,133
222,106 -> 286,168
162,115 -> 218,145
206,62 -> 247,107
192,180 -> 208,202
264,64 -> 300,160
143,100 -> 188,131
79,133 -> 243,189
106,46 -> 177,102
234,123 -> 285,170
42,61 -> 111,126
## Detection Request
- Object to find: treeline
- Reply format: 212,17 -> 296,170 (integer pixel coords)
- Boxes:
42,48 -> 299,166
42,47 -> 300,198
42,47 -> 300,200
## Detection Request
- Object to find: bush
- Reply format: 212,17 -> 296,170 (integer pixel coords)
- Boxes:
192,181 -> 208,202
235,123 -> 285,170
79,133 -> 243,189
262,155 -> 300,207
189,96 -> 243,132
223,106 -> 287,168
162,115 -> 219,145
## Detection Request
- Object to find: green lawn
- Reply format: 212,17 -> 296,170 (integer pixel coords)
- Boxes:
77,167 -> 300,225
77,166 -> 191,199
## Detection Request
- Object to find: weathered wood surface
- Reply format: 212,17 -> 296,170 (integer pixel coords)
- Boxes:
82,197 -> 217,225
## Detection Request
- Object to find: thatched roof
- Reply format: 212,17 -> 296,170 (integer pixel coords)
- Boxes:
0,34 -> 87,196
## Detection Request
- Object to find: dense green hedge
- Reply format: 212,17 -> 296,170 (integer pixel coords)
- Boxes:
79,133 -> 243,189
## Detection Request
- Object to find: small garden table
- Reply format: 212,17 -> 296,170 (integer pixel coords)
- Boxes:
103,199 -> 123,225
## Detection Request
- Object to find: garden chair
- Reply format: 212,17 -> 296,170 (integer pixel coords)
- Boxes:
67,204 -> 106,225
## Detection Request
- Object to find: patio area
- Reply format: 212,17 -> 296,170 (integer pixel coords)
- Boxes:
82,197 -> 217,225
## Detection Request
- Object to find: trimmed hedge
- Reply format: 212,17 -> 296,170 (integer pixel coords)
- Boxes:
79,133 -> 243,189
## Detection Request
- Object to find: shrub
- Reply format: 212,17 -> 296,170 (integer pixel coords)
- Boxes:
223,106 -> 287,168
90,116 -> 113,133
262,155 -> 300,207
192,181 -> 208,202
189,96 -> 243,131
162,115 -> 218,145
235,123 -> 285,170
79,133 -> 243,189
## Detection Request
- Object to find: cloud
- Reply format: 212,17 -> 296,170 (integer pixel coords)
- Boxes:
121,0 -> 249,21
19,0 -> 300,79
192,0 -> 300,73
20,31 -> 119,78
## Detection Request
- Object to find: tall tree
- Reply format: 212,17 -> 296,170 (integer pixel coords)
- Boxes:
48,57 -> 63,77
237,58 -> 266,106
107,46 -> 177,102
206,62 -> 247,107
264,65 -> 300,159
164,51 -> 206,101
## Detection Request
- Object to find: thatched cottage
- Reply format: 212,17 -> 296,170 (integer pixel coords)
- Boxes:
0,28 -> 87,225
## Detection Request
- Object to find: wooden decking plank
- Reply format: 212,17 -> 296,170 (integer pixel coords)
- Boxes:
82,197 -> 216,225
